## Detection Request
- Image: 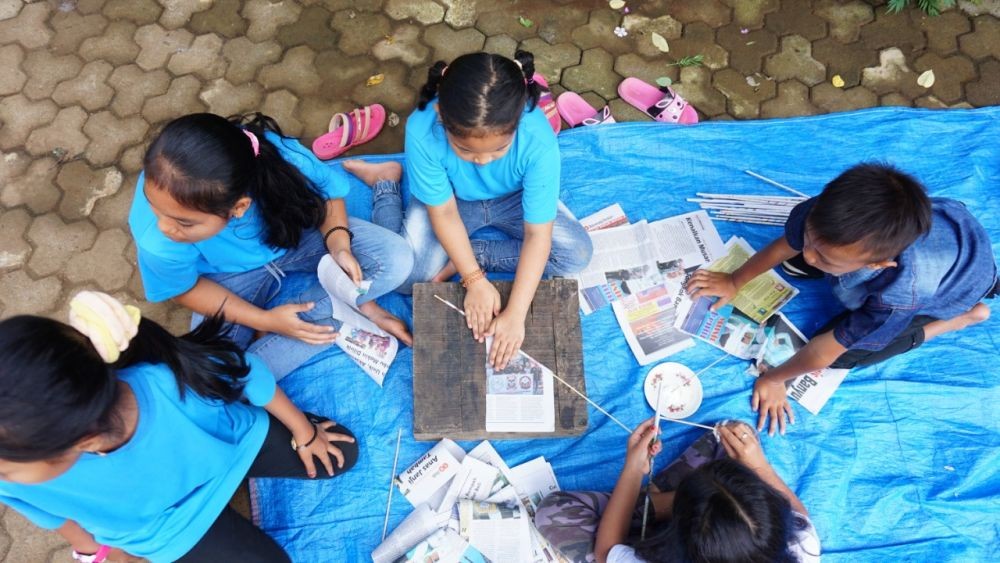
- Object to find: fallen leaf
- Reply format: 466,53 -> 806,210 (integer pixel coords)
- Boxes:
609,0 -> 626,9
518,16 -> 533,27
831,74 -> 845,88
366,73 -> 385,87
387,112 -> 400,127
917,69 -> 935,88
746,75 -> 760,88
383,34 -> 395,45
655,76 -> 673,87
651,32 -> 670,53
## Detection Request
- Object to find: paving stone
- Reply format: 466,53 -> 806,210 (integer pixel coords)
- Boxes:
259,45 -> 322,97
765,3 -> 827,40
958,15 -> 1000,60
440,0 -> 478,28
622,14 -> 684,59
613,52 -> 679,86
48,10 -> 108,55
275,5 -> 337,52
764,34 -> 826,86
135,24 -> 194,71
861,47 -> 922,97
56,160 -> 125,220
167,32 -> 227,80
90,173 -> 138,230
668,0 -> 731,27
0,0 -> 21,21
422,23 -> 486,63
373,24 -> 429,66
562,47 -> 621,100
296,95 -> 349,141
78,20 -> 140,66
880,92 -> 912,106
318,0 -> 384,12
65,228 -> 133,291
919,11 -> 971,55
315,50 -> 378,99
264,89 -> 305,138
0,270 -> 62,315
26,214 -> 98,277
670,21 -> 729,70
914,52 -> 976,103
0,44 -> 26,96
350,61 -> 416,115
0,208 -> 32,271
0,2 -> 52,49
534,3 -> 592,45
958,0 -> 1000,16
118,144 -> 146,174
607,97 -> 652,123
190,0 -> 247,38
812,36 -> 879,87
160,0 -> 213,30
519,38 -> 580,84
913,93 -> 950,109
21,50 -> 84,101
965,58 -> 1000,106
725,0 -> 780,29
570,8 -> 633,56
815,0 -> 874,43
83,112 -> 149,166
51,60 -> 114,112
810,82 -> 878,112
860,8 -> 926,53
717,24 -> 779,74
385,0 -> 444,24
331,10 -> 391,56
713,67 -> 777,118
0,95 -> 58,151
475,3 -> 555,42
223,37 -> 282,84
25,106 -> 90,158
674,65 -> 729,117
243,0 -> 303,42
142,75 -> 207,124
761,78 -> 819,117
199,78 -> 265,117
483,33 -> 518,57
72,0 -> 108,14
108,64 -> 171,118
102,0 -> 163,24
0,155 -> 60,214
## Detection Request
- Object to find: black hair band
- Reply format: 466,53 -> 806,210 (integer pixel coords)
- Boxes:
323,225 -> 354,246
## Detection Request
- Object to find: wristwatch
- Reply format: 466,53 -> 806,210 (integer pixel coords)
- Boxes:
72,545 -> 111,563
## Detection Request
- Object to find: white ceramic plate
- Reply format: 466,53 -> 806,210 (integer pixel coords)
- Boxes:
643,362 -> 703,419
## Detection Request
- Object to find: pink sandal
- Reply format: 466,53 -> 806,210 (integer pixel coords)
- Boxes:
532,73 -> 561,134
556,91 -> 616,128
312,104 -> 386,160
618,78 -> 698,124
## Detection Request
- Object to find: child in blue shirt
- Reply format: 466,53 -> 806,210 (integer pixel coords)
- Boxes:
129,113 -> 414,380
0,292 -> 357,562
342,51 -> 594,370
687,163 -> 998,436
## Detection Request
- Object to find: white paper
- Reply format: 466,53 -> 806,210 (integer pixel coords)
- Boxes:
317,254 -> 372,306
580,203 -> 629,232
529,523 -> 570,563
459,500 -> 532,563
467,441 -> 515,483
438,456 -> 509,515
484,339 -> 556,433
371,503 -> 442,563
396,439 -> 466,512
510,457 -> 560,517
396,528 -> 489,563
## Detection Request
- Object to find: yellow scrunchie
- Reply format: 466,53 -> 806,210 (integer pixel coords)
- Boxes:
68,291 -> 141,363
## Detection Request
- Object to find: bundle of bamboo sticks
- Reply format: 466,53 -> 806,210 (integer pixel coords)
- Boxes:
690,171 -> 809,226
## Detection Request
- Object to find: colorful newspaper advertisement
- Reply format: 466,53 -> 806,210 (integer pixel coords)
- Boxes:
612,281 -> 696,365
749,313 -> 850,415
459,500 -> 532,563
398,528 -> 489,563
395,439 -> 467,512
705,237 -> 798,324
484,339 -> 555,433
674,298 -> 766,360
580,203 -> 629,232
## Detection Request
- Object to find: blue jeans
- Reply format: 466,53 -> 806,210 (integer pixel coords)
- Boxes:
371,180 -> 593,293
199,218 -> 413,380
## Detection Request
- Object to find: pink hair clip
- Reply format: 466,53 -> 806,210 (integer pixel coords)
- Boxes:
243,130 -> 260,157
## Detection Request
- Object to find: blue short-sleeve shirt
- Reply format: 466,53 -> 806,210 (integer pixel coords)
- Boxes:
129,131 -> 347,302
785,197 -> 997,351
0,354 -> 276,562
403,100 -> 561,224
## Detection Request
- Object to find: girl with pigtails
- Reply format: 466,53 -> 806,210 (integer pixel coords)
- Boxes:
343,50 -> 594,369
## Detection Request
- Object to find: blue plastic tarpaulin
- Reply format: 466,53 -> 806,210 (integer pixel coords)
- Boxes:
252,107 -> 1000,562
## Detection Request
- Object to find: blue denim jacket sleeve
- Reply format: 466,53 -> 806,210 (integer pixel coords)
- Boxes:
832,302 -> 918,351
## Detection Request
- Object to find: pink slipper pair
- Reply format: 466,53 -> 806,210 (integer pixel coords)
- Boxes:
618,78 -> 698,124
312,104 -> 386,160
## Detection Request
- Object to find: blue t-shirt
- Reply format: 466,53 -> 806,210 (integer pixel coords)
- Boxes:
785,197 -> 997,351
129,131 -> 349,302
0,355 -> 276,563
404,100 -> 560,224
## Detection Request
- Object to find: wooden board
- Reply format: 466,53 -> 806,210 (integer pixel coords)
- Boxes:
412,279 -> 587,441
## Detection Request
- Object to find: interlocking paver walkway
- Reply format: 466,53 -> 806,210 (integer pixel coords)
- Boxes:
1,0 -> 998,560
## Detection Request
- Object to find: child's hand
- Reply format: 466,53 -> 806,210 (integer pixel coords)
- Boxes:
486,311 -> 524,369
295,419 -> 356,478
333,248 -> 363,285
264,303 -> 339,345
624,417 -> 662,476
752,377 -> 795,436
464,279 -> 501,342
686,270 -> 738,311
717,421 -> 769,472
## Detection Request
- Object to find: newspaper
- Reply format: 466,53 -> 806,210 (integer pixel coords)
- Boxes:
395,439 -> 467,512
704,237 -> 798,324
580,203 -> 629,232
529,525 -> 570,563
484,339 -> 555,433
459,500 -> 532,563
748,314 -> 850,415
318,255 -> 398,386
372,503 -> 453,563
612,279 -> 697,365
509,457 -> 559,518
396,528 -> 488,563
438,456 -> 518,516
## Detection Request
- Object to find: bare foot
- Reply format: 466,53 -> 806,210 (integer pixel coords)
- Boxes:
432,261 -> 459,283
923,303 -> 990,341
358,301 -> 413,346
342,160 -> 402,187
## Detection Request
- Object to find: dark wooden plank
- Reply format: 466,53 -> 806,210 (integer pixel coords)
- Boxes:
412,280 -> 588,441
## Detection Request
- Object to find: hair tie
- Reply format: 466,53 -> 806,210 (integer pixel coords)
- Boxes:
243,130 -> 260,157
68,291 -> 141,364
440,64 -> 448,76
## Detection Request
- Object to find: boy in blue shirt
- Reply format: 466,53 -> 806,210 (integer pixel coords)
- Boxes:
687,163 -> 998,436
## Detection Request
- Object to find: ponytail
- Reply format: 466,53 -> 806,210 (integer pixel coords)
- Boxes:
513,49 -> 542,111
418,61 -> 448,110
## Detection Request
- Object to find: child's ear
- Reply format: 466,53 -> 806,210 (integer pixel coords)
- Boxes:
866,259 -> 898,270
230,196 -> 253,219
73,434 -> 105,454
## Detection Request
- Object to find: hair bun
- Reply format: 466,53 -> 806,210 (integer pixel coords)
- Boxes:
68,291 -> 141,363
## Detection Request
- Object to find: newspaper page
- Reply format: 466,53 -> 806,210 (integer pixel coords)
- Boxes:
459,500 -> 532,563
397,528 -> 489,563
484,339 -> 555,433
529,524 -> 570,563
612,281 -> 696,365
674,298 -> 766,360
438,456 -> 516,515
509,457 -> 559,517
318,256 -> 398,385
705,237 -> 798,324
395,439 -> 467,512
748,314 -> 850,415
574,221 -> 657,314
580,203 -> 629,232
372,503 -> 451,563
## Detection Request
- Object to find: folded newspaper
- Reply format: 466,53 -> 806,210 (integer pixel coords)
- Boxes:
484,338 -> 555,433
318,255 -> 398,386
397,528 -> 488,563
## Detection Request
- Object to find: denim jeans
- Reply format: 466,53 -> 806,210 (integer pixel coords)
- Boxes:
371,180 -> 593,293
199,218 -> 413,380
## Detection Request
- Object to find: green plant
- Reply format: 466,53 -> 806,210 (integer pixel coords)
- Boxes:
886,0 -> 957,16
668,55 -> 704,68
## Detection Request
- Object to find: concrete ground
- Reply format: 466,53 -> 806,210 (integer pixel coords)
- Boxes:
1,0 -> 999,560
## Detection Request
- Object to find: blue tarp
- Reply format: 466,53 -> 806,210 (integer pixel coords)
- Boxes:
253,107 -> 1000,562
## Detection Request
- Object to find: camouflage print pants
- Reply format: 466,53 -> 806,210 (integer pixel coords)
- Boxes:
533,431 -> 726,562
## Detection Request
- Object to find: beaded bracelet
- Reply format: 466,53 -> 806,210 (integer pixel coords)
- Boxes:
461,268 -> 486,288
323,225 -> 354,247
